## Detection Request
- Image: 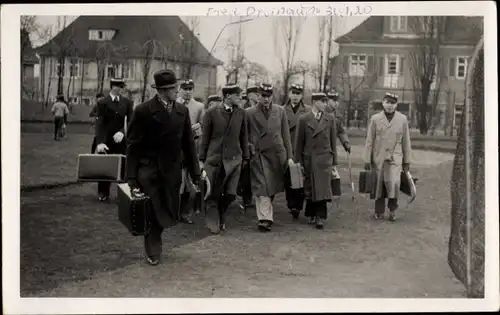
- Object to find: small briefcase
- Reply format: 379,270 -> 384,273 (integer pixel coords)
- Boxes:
117,183 -> 151,236
331,169 -> 341,196
289,163 -> 304,189
77,153 -> 126,182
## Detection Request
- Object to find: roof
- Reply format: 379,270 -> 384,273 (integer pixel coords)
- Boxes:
336,16 -> 483,46
35,16 -> 223,67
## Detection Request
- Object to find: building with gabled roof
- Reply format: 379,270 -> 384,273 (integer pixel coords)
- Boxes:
332,16 -> 483,134
36,16 -> 223,106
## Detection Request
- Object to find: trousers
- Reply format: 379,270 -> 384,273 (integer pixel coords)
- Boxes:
304,199 -> 328,219
144,209 -> 164,258
255,195 -> 275,222
375,198 -> 398,214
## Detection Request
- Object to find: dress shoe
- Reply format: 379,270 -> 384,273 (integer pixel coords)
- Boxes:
289,209 -> 300,220
315,218 -> 324,229
144,253 -> 160,266
388,211 -> 397,222
373,213 -> 384,220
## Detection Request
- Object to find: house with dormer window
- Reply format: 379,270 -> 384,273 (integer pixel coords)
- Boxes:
333,16 -> 482,132
36,16 -> 223,106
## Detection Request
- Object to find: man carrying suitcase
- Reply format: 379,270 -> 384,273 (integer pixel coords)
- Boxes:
363,92 -> 412,222
95,78 -> 134,201
126,69 -> 201,266
198,84 -> 249,234
282,84 -> 311,220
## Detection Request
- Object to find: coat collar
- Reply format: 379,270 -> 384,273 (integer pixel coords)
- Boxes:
305,111 -> 331,137
378,110 -> 400,128
150,95 -> 184,130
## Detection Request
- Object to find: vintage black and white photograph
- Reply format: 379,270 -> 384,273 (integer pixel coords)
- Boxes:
2,1 -> 498,314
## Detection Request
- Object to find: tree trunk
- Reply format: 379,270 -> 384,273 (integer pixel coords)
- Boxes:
80,60 -> 86,103
45,57 -> 54,108
57,56 -> 65,95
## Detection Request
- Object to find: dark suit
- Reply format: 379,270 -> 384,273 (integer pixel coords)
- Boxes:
95,94 -> 134,197
126,95 -> 201,258
199,103 -> 249,230
282,100 -> 312,212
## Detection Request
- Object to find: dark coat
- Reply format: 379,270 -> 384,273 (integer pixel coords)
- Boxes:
199,104 -> 250,197
282,100 -> 312,153
325,106 -> 350,150
95,95 -> 134,153
246,103 -> 293,197
294,111 -> 338,201
126,95 -> 201,228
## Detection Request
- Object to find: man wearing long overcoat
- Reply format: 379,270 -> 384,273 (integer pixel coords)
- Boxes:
199,84 -> 250,234
126,69 -> 201,265
246,83 -> 294,232
95,78 -> 134,201
363,92 -> 412,222
294,92 -> 338,229
282,84 -> 312,220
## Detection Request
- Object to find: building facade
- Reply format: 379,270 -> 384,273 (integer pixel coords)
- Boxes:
36,16 -> 223,106
333,16 -> 483,133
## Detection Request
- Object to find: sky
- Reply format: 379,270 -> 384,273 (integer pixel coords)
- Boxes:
31,15 -> 367,85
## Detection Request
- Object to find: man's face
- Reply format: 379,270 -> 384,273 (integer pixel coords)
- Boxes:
289,90 -> 302,105
248,92 -> 259,107
228,92 -> 242,106
158,87 -> 178,101
97,96 -> 105,103
181,86 -> 193,100
314,99 -> 327,112
111,85 -> 124,96
328,98 -> 339,110
382,99 -> 397,113
260,92 -> 272,106
208,100 -> 220,109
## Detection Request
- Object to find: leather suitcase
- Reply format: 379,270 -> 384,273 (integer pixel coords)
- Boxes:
117,183 -> 151,236
358,170 -> 372,194
331,168 -> 341,196
77,154 -> 126,182
289,163 -> 304,189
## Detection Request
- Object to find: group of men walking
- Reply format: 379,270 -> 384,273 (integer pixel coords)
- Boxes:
91,68 -> 412,266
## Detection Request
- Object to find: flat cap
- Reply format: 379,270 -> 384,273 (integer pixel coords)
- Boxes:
180,79 -> 195,89
259,83 -> 274,95
222,84 -> 242,96
110,78 -> 126,87
327,90 -> 339,100
289,83 -> 304,92
383,92 -> 398,103
246,86 -> 259,94
311,92 -> 328,102
207,95 -> 222,102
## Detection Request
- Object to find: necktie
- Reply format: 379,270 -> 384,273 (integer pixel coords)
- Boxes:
165,101 -> 173,113
316,112 -> 321,121
226,107 -> 232,113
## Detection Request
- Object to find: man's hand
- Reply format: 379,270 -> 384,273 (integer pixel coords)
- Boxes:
96,143 -> 109,153
364,163 -> 371,171
344,142 -> 351,154
191,176 -> 200,187
287,158 -> 295,167
113,131 -> 124,143
242,159 -> 250,167
199,160 -> 204,170
332,166 -> 340,179
403,163 -> 410,173
201,169 -> 208,180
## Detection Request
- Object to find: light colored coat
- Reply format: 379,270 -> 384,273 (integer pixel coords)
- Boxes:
294,111 -> 338,201
363,111 -> 412,199
246,103 -> 293,197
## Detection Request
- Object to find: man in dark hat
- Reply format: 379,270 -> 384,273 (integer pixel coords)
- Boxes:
126,69 -> 201,265
246,83 -> 294,232
282,83 -> 312,220
199,84 -> 250,234
95,78 -> 134,201
294,92 -> 338,229
363,92 -> 412,222
244,86 -> 259,109
177,79 -> 205,223
326,90 -> 351,154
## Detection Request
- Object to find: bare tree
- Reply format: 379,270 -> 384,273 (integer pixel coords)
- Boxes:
317,17 -> 327,90
183,16 -> 200,79
408,16 -> 446,135
335,50 -> 380,127
272,16 -> 306,103
242,59 -> 269,89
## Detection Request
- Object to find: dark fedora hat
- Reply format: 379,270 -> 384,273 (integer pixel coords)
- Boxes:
151,69 -> 178,89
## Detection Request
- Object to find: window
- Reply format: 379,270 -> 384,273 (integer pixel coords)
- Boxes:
390,16 -> 407,32
88,29 -> 116,41
121,61 -> 135,79
456,57 -> 468,79
386,55 -> 399,75
82,97 -> 91,106
107,64 -> 118,78
69,59 -> 80,77
55,60 -> 65,77
349,54 -> 367,76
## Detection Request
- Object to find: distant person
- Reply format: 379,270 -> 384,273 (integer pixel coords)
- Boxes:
51,94 -> 69,141
89,93 -> 105,153
95,78 -> 134,202
244,86 -> 259,109
363,92 -> 412,222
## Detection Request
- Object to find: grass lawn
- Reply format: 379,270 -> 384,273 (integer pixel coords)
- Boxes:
20,129 -> 464,297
